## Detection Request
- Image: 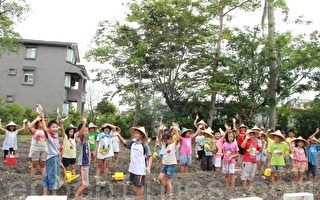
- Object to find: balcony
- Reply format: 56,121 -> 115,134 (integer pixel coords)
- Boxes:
66,89 -> 86,103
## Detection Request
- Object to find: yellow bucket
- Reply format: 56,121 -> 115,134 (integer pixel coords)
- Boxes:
264,168 -> 271,176
112,172 -> 124,181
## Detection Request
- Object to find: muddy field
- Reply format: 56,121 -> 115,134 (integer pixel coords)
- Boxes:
1,141 -> 319,200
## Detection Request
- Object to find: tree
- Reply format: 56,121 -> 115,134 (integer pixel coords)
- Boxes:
0,0 -> 30,56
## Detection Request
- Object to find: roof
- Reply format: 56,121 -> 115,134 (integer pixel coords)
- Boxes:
22,39 -> 80,62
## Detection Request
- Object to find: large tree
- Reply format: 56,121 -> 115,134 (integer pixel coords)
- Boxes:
0,0 -> 30,56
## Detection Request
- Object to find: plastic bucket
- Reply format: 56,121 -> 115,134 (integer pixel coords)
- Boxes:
6,155 -> 17,166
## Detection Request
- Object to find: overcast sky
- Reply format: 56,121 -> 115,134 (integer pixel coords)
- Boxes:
15,0 -> 320,107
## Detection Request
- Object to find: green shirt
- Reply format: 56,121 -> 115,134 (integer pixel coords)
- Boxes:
268,142 -> 289,166
86,132 -> 98,150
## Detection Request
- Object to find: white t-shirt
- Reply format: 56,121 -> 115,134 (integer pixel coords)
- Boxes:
3,130 -> 18,150
96,133 -> 114,159
195,135 -> 205,151
162,143 -> 177,165
126,141 -> 151,175
111,135 -> 120,153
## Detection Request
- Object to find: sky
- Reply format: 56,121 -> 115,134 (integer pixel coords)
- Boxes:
14,0 -> 320,108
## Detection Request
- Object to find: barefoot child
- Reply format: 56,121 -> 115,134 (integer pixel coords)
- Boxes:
158,132 -> 179,195
180,127 -> 198,173
115,126 -> 152,198
241,129 -> 261,188
28,116 -> 48,176
75,114 -> 91,198
306,128 -> 320,182
222,131 -> 239,188
95,123 -> 116,181
290,136 -> 308,185
0,119 -> 27,160
267,130 -> 291,189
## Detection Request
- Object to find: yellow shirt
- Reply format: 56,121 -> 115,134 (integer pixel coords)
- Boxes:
62,136 -> 76,159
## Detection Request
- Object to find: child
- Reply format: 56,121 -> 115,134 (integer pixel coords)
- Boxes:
112,126 -> 121,164
290,136 -> 308,185
195,130 -> 204,160
115,126 -> 152,198
256,132 -> 268,172
212,128 -> 225,172
179,127 -> 198,173
306,128 -> 320,182
43,119 -> 61,195
267,130 -> 291,190
241,130 -> 261,188
235,124 -> 248,161
170,123 -> 181,162
193,114 -> 207,130
222,131 -> 239,188
95,123 -> 116,180
200,127 -> 217,171
0,119 -> 27,161
158,132 -> 179,195
28,116 -> 48,176
86,122 -> 99,162
61,124 -> 78,175
75,113 -> 91,198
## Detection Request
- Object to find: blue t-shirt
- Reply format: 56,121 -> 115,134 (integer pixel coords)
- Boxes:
306,144 -> 320,165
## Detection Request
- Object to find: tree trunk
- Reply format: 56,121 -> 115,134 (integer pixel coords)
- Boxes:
267,0 -> 277,129
208,8 -> 224,127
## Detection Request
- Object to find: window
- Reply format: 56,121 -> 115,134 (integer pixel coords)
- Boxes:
23,70 -> 34,85
25,47 -> 37,59
64,74 -> 71,88
66,48 -> 75,64
62,103 -> 70,116
6,95 -> 14,102
8,68 -> 17,76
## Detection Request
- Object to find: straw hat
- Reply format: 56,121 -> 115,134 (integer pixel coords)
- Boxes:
201,127 -> 214,138
238,124 -> 248,129
197,120 -> 208,127
252,126 -> 261,131
293,136 -> 309,147
68,124 -> 76,129
88,122 -> 98,129
246,129 -> 256,134
130,126 -> 148,139
268,130 -> 285,141
101,123 -> 114,130
5,121 -> 18,128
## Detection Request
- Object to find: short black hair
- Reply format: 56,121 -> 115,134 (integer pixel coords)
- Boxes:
288,129 -> 295,133
47,120 -> 58,128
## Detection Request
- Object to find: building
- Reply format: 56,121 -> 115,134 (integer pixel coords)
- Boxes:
0,39 -> 89,115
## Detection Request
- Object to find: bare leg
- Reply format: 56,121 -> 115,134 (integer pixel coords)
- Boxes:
231,174 -> 236,188
40,160 -> 46,176
104,160 -> 109,177
69,164 -> 76,175
31,161 -> 38,176
75,185 -> 87,198
96,159 -> 103,177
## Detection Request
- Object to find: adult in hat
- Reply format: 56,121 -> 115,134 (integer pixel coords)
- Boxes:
0,119 -> 27,161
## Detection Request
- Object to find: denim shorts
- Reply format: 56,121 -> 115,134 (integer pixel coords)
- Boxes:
43,155 -> 60,190
160,164 -> 176,178
180,154 -> 192,166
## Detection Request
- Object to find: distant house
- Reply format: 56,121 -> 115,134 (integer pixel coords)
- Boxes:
0,39 -> 89,115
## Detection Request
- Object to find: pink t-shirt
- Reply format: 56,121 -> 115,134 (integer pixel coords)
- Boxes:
214,136 -> 224,158
222,142 -> 239,163
180,137 -> 192,155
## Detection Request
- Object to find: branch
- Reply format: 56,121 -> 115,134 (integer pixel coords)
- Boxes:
223,0 -> 252,17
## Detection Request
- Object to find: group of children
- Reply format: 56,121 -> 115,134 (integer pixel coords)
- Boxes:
1,112 -> 320,198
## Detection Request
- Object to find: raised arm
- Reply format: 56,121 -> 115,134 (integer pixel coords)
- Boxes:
241,132 -> 250,149
28,116 -> 43,134
308,128 -> 320,141
113,131 -> 127,145
79,113 -> 87,137
193,114 -> 199,128
18,119 -> 28,132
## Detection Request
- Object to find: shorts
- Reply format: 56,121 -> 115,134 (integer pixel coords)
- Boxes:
31,150 -> 47,161
257,152 -> 266,163
212,157 -> 222,167
241,162 -> 257,181
306,163 -> 317,177
98,157 -> 112,161
239,147 -> 245,155
62,157 -> 76,168
80,166 -> 89,186
43,156 -> 60,190
180,154 -> 192,166
160,164 -> 176,178
129,173 -> 145,187
270,165 -> 284,173
222,162 -> 236,174
292,167 -> 306,172
114,152 -> 120,155
197,150 -> 204,160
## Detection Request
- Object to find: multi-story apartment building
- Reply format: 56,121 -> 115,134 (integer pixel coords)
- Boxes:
0,39 -> 89,115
